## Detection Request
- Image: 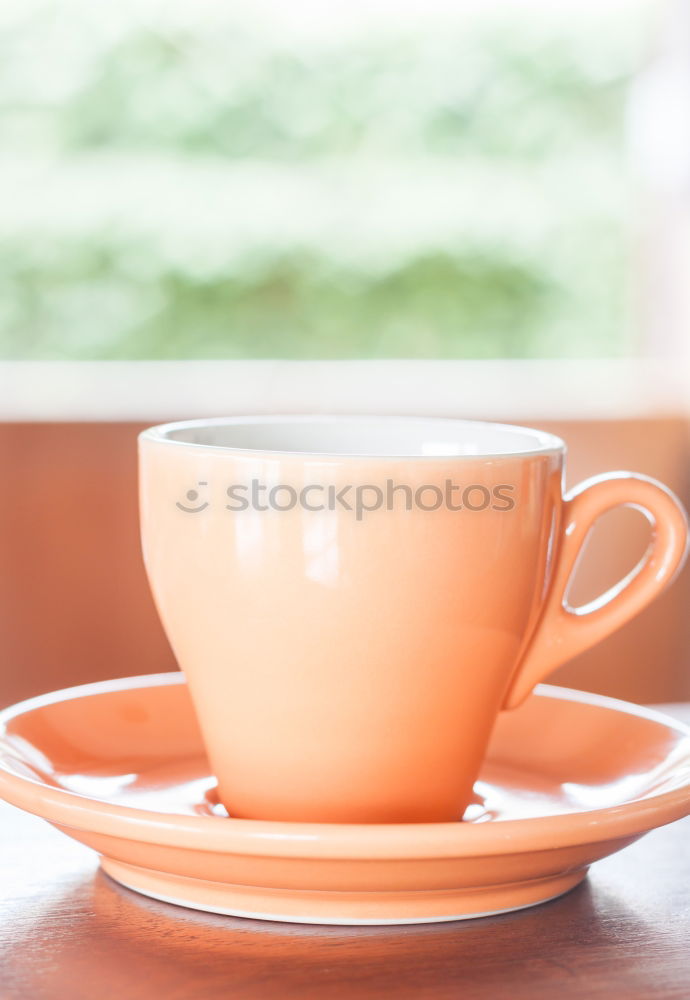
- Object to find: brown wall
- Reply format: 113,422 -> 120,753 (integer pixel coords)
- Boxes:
1,417 -> 689,708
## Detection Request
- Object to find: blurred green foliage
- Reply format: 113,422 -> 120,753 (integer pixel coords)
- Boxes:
0,2 -> 645,359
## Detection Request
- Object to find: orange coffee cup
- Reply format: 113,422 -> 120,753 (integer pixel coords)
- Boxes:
138,416 -> 688,823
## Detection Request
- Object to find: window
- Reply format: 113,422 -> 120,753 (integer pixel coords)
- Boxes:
0,0 -> 656,360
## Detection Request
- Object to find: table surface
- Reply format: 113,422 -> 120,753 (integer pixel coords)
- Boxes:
2,705 -> 690,1000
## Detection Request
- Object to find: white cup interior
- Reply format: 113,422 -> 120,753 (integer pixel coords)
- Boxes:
145,416 -> 564,459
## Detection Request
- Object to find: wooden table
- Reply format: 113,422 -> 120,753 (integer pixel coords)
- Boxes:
2,706 -> 690,1000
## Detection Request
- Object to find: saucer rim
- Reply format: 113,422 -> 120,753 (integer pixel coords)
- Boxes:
1,673 -> 690,861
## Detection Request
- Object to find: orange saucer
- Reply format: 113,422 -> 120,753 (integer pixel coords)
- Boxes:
1,674 -> 690,925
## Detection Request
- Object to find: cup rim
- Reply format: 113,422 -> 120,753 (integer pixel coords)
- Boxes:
139,415 -> 566,461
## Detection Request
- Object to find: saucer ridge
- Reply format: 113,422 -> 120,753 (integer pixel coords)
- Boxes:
1,674 -> 689,924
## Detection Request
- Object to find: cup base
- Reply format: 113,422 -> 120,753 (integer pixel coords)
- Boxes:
5,675 -> 690,929
101,858 -> 587,925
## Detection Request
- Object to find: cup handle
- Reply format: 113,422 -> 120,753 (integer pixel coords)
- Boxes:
502,471 -> 689,710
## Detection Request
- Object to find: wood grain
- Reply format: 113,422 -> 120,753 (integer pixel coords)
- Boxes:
1,706 -> 689,1000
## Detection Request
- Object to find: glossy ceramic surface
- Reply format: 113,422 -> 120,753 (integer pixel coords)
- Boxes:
1,674 -> 690,924
138,416 -> 688,823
